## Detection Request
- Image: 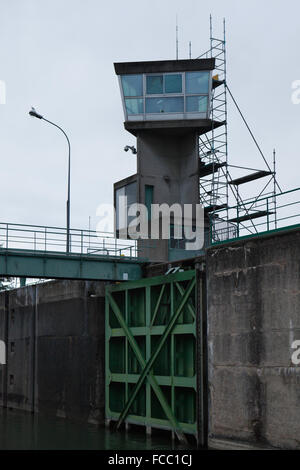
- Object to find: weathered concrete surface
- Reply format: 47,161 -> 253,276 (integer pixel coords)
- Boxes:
0,280 -> 106,424
136,130 -> 200,262
206,229 -> 300,450
0,291 -> 8,408
1,227 -> 300,448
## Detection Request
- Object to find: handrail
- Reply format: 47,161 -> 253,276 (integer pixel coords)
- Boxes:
211,186 -> 300,244
213,186 -> 300,214
0,221 -> 115,235
0,222 -> 150,259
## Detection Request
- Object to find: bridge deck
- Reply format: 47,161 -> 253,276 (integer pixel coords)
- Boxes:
0,248 -> 144,281
0,222 -> 148,281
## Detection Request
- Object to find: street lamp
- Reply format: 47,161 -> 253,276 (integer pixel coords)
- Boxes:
29,107 -> 71,253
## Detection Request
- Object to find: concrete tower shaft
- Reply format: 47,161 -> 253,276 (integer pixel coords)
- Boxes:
114,59 -> 217,262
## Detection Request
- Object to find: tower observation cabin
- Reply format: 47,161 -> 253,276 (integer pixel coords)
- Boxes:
117,59 -> 213,124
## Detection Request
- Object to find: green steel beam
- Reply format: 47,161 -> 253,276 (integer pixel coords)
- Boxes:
110,323 -> 195,337
108,413 -> 196,435
0,248 -> 143,281
150,284 -> 166,328
107,269 -> 195,292
115,277 -> 196,433
145,286 -> 151,424
174,281 -> 196,321
106,291 -> 187,443
170,282 -> 175,417
110,373 -> 196,388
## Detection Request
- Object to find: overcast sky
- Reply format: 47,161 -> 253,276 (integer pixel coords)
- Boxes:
0,0 -> 299,232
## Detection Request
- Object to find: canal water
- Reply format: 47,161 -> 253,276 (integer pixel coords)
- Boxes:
0,409 -> 194,450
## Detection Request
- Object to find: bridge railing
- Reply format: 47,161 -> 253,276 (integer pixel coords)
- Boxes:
0,223 -> 145,259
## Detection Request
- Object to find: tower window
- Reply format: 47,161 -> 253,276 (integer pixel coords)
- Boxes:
125,98 -> 144,115
165,74 -> 182,93
146,75 -> 163,94
121,74 -> 143,97
120,70 -> 211,119
146,96 -> 184,114
186,71 -> 209,94
186,95 -> 208,113
115,182 -> 137,233
146,74 -> 182,95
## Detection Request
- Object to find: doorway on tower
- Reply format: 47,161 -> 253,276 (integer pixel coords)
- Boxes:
168,224 -> 209,261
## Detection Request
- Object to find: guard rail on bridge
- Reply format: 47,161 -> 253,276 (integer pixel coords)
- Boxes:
0,223 -> 148,281
0,222 -> 138,258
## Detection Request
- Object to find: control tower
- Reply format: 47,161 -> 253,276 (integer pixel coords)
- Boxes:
114,58 -> 222,262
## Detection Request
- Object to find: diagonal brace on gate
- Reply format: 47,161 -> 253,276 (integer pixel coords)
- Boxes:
175,282 -> 196,321
107,291 -> 187,443
150,284 -> 166,327
112,277 -> 196,436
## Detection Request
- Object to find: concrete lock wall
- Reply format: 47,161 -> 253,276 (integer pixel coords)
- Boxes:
0,227 -> 300,448
206,228 -> 300,450
0,280 -> 106,424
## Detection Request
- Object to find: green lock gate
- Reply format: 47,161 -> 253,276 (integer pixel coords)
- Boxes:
105,268 -> 206,443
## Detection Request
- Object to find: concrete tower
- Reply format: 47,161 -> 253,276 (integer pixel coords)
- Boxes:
114,58 -> 219,262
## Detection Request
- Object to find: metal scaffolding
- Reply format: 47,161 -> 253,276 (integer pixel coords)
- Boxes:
197,16 -> 282,243
198,17 -> 228,215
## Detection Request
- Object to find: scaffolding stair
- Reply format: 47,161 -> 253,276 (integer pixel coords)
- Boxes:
229,170 -> 273,186
204,204 -> 228,213
199,161 -> 227,177
228,210 -> 274,223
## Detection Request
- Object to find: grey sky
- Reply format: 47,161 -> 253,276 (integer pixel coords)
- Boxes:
0,0 -> 299,231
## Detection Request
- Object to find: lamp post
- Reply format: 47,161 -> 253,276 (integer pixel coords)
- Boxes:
29,108 -> 71,253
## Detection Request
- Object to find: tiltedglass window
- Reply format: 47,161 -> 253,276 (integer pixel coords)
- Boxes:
146,75 -> 163,94
116,186 -> 125,231
186,72 -> 209,94
146,97 -> 184,113
165,74 -> 182,93
116,182 -> 137,231
121,70 -> 210,118
125,98 -> 144,115
186,95 -> 208,113
121,75 -> 143,97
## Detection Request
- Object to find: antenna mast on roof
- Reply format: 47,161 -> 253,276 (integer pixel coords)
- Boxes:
176,15 -> 179,60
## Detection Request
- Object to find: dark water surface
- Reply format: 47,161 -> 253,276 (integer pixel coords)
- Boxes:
0,409 -> 193,450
